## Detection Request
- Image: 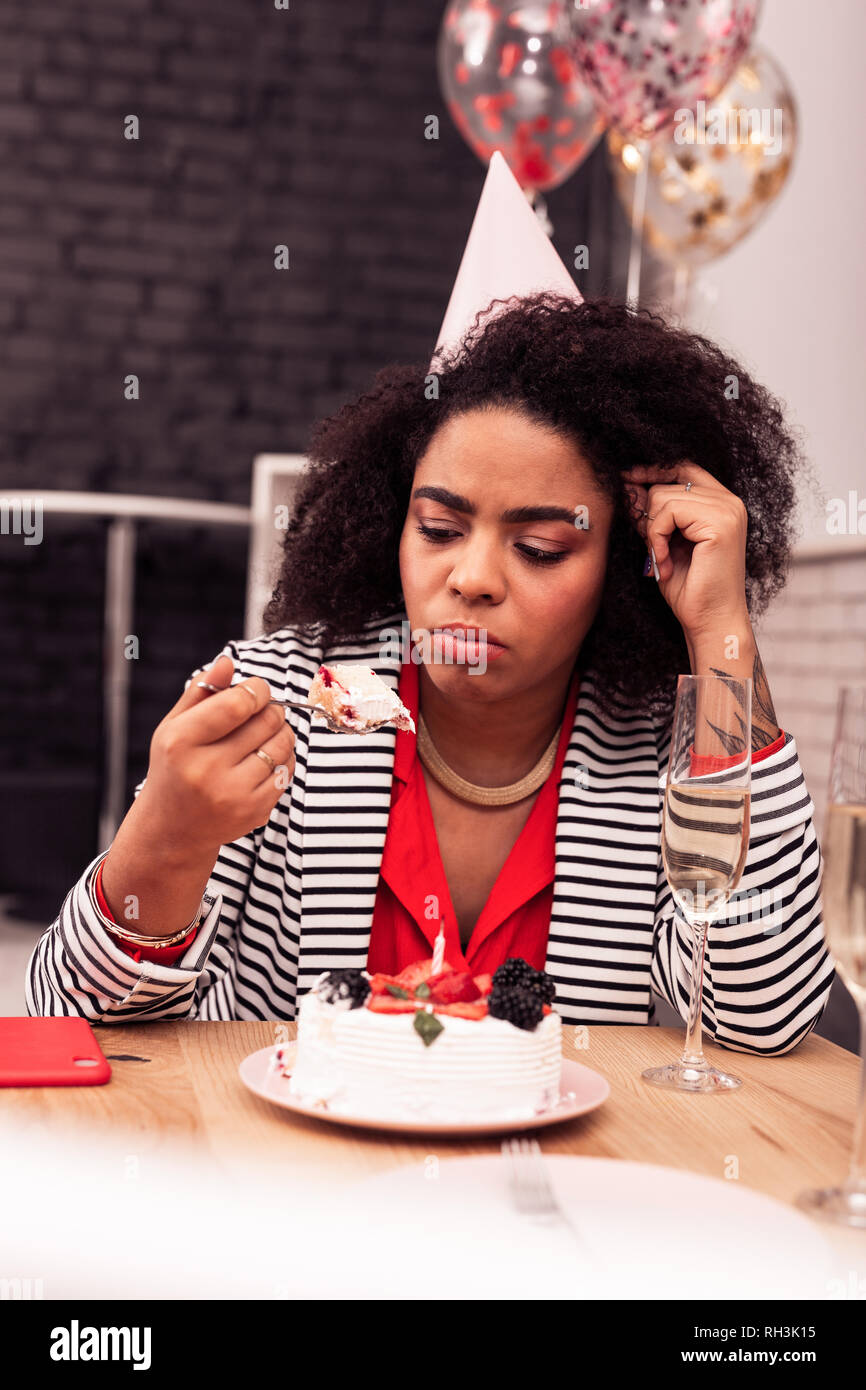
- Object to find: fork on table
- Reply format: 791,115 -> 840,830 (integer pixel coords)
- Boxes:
501,1136 -> 608,1273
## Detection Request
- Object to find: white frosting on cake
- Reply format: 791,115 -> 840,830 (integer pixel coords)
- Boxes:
287,987 -> 562,1123
308,664 -> 415,734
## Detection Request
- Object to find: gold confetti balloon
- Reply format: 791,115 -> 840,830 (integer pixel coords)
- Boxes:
607,47 -> 797,267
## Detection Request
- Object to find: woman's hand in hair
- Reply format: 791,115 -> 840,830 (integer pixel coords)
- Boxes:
622,460 -> 751,644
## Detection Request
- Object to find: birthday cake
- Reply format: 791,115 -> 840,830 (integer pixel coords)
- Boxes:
307,663 -> 415,734
279,957 -> 562,1124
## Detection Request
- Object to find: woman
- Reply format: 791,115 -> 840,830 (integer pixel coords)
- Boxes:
27,294 -> 833,1052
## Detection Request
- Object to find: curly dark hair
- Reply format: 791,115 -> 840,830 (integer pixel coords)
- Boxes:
263,292 -> 812,720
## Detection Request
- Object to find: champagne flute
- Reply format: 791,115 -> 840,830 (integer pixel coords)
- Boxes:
643,672 -> 752,1093
797,684 -> 866,1227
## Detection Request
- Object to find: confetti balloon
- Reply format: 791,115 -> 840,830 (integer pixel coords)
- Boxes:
570,0 -> 763,140
607,47 -> 797,266
438,0 -> 606,192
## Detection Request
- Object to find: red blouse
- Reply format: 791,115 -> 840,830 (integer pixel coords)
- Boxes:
365,659 -> 579,977
99,663 -> 786,970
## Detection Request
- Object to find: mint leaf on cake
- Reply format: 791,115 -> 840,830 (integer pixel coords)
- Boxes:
413,1009 -> 445,1047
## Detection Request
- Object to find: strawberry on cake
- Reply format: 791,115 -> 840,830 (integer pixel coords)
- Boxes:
307,663 -> 415,735
281,957 -> 562,1123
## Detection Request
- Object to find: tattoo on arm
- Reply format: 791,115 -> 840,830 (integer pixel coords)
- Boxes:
705,649 -> 781,754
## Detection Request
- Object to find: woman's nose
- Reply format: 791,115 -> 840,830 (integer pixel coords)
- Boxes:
446,536 -> 506,603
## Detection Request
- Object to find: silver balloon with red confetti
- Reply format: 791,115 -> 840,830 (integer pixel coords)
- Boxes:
438,0 -> 606,193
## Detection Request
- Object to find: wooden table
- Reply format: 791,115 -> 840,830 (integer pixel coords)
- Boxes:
2,1020 -> 859,1192
5,1021 -> 865,1283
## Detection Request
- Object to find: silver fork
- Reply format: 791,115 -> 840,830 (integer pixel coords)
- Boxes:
501,1137 -> 606,1269
266,697 -> 347,731
264,695 -> 407,734
196,681 -> 385,734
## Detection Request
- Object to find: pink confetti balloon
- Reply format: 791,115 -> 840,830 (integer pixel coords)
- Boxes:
438,0 -> 606,192
570,0 -> 762,139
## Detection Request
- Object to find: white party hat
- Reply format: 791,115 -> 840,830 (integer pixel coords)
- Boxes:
430,150 -> 583,370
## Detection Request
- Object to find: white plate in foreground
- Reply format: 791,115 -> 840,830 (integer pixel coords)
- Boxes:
343,1155 -> 836,1300
238,1042 -> 610,1135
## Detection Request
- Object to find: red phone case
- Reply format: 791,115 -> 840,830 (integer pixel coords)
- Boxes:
0,1017 -> 112,1087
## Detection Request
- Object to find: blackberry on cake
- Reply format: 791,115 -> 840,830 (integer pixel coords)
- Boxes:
307,663 -> 415,735
313,968 -> 370,1010
487,982 -> 546,1031
491,957 -> 557,1004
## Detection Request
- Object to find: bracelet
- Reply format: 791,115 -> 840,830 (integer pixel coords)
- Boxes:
87,852 -> 204,948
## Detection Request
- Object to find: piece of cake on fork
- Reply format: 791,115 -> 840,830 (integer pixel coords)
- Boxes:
307,663 -> 415,735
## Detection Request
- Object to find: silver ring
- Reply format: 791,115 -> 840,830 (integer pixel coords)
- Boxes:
254,747 -> 276,773
684,481 -> 693,491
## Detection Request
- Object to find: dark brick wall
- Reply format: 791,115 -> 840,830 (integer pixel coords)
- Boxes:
0,0 -> 628,904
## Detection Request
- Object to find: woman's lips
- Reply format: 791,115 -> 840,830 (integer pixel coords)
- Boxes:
432,628 -> 507,663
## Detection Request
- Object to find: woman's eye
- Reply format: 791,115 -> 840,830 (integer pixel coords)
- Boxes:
516,543 -> 567,566
416,523 -> 460,543
416,524 -> 567,566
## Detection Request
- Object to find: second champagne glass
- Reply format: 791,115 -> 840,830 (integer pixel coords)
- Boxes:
643,672 -> 752,1093
797,684 -> 866,1227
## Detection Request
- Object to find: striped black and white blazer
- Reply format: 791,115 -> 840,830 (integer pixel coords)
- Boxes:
27,608 -> 835,1054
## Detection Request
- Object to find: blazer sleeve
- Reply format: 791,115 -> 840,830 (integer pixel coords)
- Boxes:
25,642 -> 259,1023
649,730 -> 836,1056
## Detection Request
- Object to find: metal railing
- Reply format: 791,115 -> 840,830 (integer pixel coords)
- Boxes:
2,490 -> 251,849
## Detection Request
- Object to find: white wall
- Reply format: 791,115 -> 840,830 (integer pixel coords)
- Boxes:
681,0 -> 865,547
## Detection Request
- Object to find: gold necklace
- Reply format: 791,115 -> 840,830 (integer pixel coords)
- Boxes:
416,713 -> 560,807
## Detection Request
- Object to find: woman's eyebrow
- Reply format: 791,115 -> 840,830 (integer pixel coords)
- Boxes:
501,504 -> 587,525
413,485 -> 475,513
412,487 -> 588,526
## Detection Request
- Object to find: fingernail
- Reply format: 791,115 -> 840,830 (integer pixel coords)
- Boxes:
642,553 -> 653,577
241,683 -> 258,701
650,545 -> 660,581
196,681 -> 220,694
